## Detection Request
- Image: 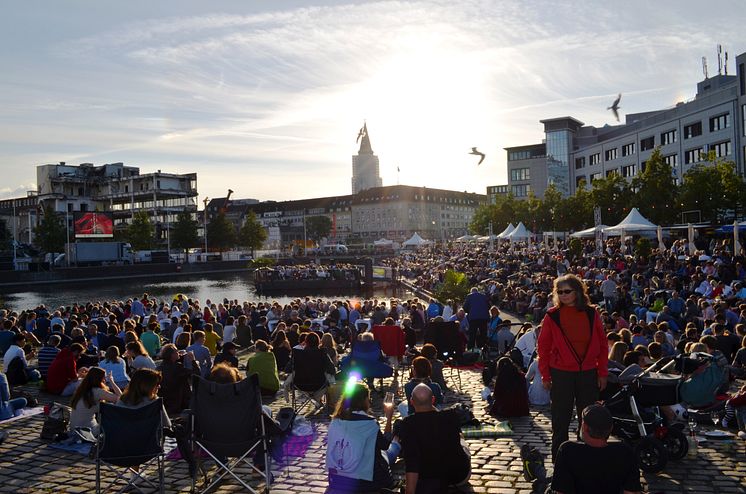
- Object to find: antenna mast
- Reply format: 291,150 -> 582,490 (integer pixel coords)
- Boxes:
717,44 -> 722,75
724,50 -> 729,75
702,57 -> 708,79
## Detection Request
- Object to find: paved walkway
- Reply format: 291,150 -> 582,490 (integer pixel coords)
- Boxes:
2,335 -> 746,494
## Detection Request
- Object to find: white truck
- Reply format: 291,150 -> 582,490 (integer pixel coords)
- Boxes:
66,242 -> 134,266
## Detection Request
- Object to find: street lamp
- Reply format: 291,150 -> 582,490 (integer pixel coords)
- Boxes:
203,196 -> 209,261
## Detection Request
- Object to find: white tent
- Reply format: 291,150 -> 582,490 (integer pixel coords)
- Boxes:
477,234 -> 498,243
455,234 -> 478,242
402,232 -> 431,247
570,225 -> 609,238
496,223 -> 516,239
506,222 -> 533,240
373,238 -> 394,246
603,208 -> 658,234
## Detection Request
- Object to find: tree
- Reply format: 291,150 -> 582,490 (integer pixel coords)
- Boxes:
561,179 -> 593,231
126,211 -> 154,251
34,206 -> 66,254
434,270 -> 470,303
631,148 -> 678,225
679,153 -> 746,222
206,212 -> 236,252
170,211 -> 199,260
238,211 -> 268,256
589,173 -> 633,226
306,215 -> 332,242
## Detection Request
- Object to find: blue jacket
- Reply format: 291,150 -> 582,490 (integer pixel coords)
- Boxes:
463,291 -> 490,320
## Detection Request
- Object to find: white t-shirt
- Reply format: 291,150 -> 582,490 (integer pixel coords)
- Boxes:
2,345 -> 26,368
222,325 -> 237,344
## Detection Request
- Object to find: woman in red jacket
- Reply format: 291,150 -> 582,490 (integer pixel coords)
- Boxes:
538,274 -> 608,460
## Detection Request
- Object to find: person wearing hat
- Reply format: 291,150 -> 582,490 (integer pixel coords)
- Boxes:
551,404 -> 641,494
214,341 -> 240,368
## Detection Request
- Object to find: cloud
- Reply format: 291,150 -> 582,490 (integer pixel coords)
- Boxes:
0,184 -> 36,200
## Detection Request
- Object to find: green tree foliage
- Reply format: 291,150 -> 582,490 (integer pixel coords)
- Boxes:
589,173 -> 633,226
635,237 -> 652,259
560,180 -> 593,231
434,270 -> 470,303
33,207 -> 66,253
678,153 -> 746,222
238,211 -> 268,256
126,211 -> 154,251
206,212 -> 237,252
306,215 -> 332,242
170,212 -> 200,258
631,148 -> 678,225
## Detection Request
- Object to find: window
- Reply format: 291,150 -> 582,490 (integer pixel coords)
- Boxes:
709,113 -> 730,132
640,161 -> 647,173
80,203 -> 88,212
511,184 -> 531,197
590,172 -> 602,183
510,168 -> 530,181
621,164 -> 637,178
575,157 -> 586,169
684,121 -> 702,139
663,154 -> 678,167
576,176 -> 586,187
605,148 -> 618,161
621,143 -> 635,157
508,150 -> 535,160
660,129 -> 677,145
640,136 -> 655,151
684,147 -> 704,164
742,104 -> 746,136
589,153 -> 601,165
605,168 -> 618,177
711,141 -> 731,158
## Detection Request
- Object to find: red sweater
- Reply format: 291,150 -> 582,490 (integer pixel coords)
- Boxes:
371,325 -> 406,358
45,348 -> 78,394
538,306 -> 608,382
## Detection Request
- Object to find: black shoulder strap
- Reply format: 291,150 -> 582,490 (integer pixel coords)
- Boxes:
548,309 -> 592,371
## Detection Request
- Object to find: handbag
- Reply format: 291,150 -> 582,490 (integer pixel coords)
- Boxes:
40,402 -> 71,441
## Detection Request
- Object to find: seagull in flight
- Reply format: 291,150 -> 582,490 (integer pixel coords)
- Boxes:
469,147 -> 485,165
607,93 -> 622,122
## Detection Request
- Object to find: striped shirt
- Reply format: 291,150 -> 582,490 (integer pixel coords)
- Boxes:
37,346 -> 60,379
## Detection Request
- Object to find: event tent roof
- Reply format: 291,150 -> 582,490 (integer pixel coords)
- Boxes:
570,225 -> 609,238
506,222 -> 532,239
604,208 -> 658,233
373,238 -> 393,246
496,223 -> 515,239
402,232 -> 431,246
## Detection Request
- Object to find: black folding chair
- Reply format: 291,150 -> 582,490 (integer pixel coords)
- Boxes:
189,374 -> 271,494
95,399 -> 166,494
287,348 -> 329,415
424,321 -> 463,391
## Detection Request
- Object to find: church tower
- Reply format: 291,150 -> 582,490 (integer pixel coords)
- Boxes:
351,122 -> 382,194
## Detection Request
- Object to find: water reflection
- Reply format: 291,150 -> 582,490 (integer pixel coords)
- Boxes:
2,272 -> 411,309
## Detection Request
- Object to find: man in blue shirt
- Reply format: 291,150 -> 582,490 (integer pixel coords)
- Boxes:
463,287 -> 489,350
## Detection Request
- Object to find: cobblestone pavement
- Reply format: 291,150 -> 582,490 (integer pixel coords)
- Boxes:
1,357 -> 745,493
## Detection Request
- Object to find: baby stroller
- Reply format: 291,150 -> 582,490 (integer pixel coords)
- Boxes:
602,359 -> 687,473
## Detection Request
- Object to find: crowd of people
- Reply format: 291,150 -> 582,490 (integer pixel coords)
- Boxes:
0,233 -> 744,492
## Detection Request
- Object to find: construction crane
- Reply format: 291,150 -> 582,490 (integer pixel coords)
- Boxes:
219,189 -> 234,214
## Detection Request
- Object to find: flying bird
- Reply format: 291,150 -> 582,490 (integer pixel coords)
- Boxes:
607,93 -> 622,122
469,147 -> 485,165
356,126 -> 366,143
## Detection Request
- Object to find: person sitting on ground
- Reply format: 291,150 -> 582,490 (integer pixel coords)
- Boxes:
489,356 -> 529,417
270,330 -> 291,371
551,404 -> 642,494
37,334 -> 61,381
247,339 -> 280,396
126,341 -> 157,370
326,381 -> 399,492
158,343 -> 201,416
320,333 -> 339,367
0,371 -> 28,420
186,330 -> 212,378
399,383 -> 471,494
526,356 -> 550,406
608,341 -> 629,370
213,341 -> 240,368
419,343 -> 447,391
69,367 -> 122,435
99,346 -> 130,390
400,357 -> 443,417
139,322 -> 162,359
46,342 -> 86,396
3,333 -> 41,386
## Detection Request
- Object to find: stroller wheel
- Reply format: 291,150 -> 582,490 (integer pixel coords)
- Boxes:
663,428 -> 688,460
635,437 -> 669,473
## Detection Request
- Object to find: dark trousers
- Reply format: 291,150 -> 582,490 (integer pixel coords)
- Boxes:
468,319 -> 488,349
549,367 -> 599,460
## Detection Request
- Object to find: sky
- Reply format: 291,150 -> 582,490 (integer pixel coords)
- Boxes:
1,0 -> 745,203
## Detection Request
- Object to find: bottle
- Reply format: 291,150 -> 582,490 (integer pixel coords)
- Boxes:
687,428 -> 698,458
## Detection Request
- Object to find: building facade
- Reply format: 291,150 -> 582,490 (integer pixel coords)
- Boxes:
506,50 -> 746,199
351,123 -> 382,194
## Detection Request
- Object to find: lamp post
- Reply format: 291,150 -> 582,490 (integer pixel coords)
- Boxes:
203,197 -> 209,262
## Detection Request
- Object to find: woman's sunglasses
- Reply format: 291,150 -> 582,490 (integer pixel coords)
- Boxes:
556,289 -> 574,295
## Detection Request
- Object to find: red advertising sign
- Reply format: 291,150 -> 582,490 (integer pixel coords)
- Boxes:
74,212 -> 114,238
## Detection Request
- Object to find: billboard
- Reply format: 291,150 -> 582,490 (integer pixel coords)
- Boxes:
74,212 -> 114,238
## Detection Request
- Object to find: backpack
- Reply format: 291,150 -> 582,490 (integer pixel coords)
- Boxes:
40,402 -> 71,441
446,403 -> 480,428
520,444 -> 547,487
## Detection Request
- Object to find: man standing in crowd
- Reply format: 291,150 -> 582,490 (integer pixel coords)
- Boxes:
463,287 -> 489,350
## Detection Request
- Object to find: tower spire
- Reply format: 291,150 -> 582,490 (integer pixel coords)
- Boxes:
358,122 -> 373,154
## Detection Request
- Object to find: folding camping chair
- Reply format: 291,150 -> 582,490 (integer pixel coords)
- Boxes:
424,320 -> 463,392
189,374 -> 272,494
95,399 -> 166,494
287,348 -> 329,414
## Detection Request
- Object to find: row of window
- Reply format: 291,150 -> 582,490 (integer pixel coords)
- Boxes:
576,139 -> 732,170
487,185 -> 509,194
512,184 -> 531,197
508,150 -> 542,161
510,168 -> 531,181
